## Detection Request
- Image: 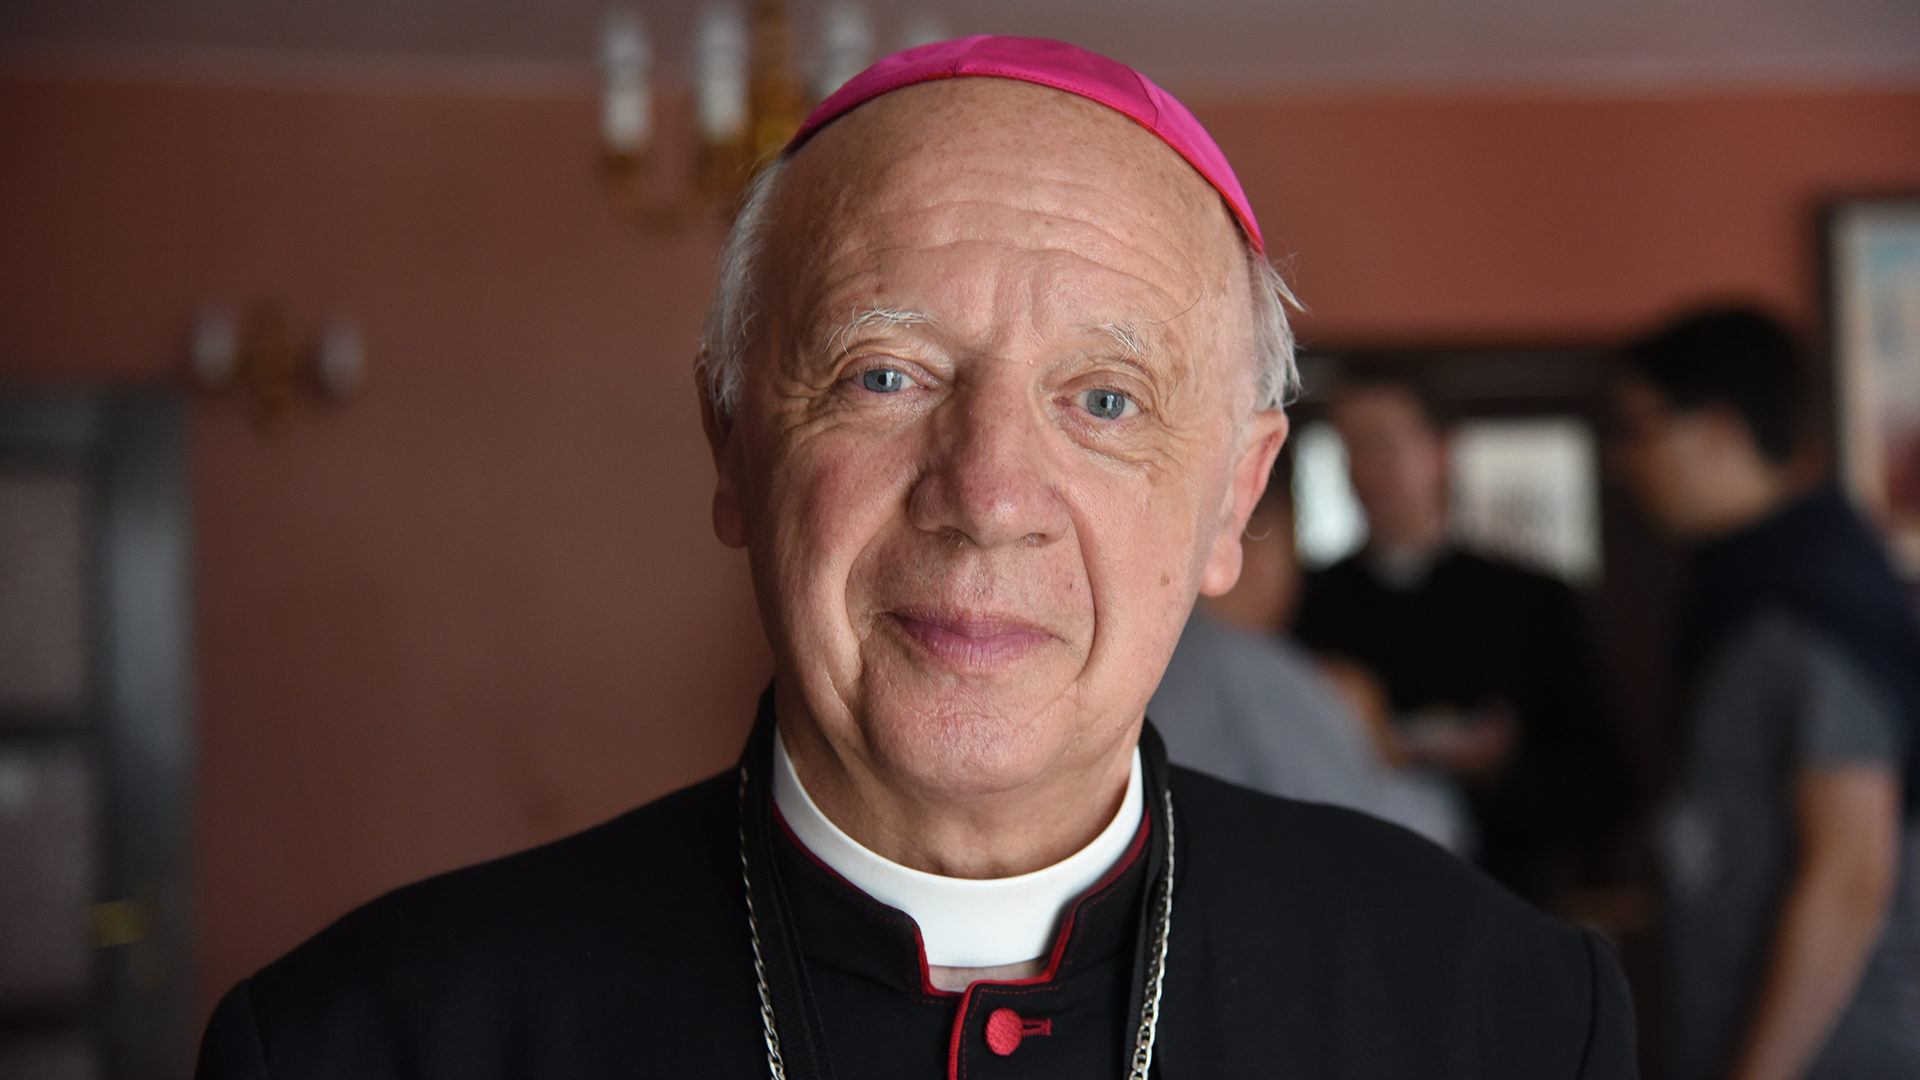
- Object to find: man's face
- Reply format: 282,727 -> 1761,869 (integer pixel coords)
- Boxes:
706,81 -> 1286,801
1327,386 -> 1447,546
1612,378 -> 1721,539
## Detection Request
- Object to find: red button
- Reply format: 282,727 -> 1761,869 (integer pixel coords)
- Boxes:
984,1008 -> 1052,1056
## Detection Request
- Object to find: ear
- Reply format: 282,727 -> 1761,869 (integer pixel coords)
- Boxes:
1200,409 -> 1291,597
697,363 -> 748,550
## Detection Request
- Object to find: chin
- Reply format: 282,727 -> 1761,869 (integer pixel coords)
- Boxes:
853,685 -> 1081,799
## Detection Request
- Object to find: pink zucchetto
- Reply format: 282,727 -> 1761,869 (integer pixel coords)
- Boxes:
785,35 -> 1264,255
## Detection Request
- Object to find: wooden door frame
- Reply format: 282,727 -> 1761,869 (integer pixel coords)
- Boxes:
0,389 -> 195,1079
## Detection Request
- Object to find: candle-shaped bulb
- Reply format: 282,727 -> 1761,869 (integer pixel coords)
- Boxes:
814,3 -> 873,100
696,3 -> 750,144
600,8 -> 652,153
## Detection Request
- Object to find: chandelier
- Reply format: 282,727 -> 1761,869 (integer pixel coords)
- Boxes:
599,2 -> 944,229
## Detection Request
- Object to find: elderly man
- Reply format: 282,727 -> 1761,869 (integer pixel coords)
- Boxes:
196,37 -> 1633,1079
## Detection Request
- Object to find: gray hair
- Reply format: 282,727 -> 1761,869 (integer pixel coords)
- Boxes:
696,156 -> 1301,417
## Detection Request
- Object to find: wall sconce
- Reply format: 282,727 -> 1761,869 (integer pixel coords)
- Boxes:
599,2 -> 941,230
190,303 -> 363,431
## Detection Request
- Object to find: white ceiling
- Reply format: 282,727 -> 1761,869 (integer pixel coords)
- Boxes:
4,0 -> 1918,94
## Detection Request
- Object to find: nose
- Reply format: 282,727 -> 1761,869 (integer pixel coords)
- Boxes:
906,379 -> 1069,550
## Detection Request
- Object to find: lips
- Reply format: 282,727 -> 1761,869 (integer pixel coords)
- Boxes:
886,608 -> 1056,672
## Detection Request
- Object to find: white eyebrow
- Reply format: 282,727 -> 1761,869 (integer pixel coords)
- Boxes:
826,307 -> 934,358
1088,321 -> 1150,361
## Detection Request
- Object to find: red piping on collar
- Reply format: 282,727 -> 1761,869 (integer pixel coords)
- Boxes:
772,801 -> 1151,997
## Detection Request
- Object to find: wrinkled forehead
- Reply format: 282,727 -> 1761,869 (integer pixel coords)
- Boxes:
770,79 -> 1249,330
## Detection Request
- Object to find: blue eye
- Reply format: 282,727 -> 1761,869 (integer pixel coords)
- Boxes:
860,368 -> 911,393
1079,388 -> 1135,420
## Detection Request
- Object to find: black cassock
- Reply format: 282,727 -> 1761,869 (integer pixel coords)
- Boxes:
197,693 -> 1636,1078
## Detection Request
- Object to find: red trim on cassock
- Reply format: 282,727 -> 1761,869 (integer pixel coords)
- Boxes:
770,798 -> 1153,1080
941,812 -> 1151,1080
772,794 -> 1152,996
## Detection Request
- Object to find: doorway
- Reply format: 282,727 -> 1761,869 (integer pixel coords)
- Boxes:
0,390 -> 194,1080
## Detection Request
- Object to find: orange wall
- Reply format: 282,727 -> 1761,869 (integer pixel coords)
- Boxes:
1205,91 -> 1920,344
3,71 -> 1918,1024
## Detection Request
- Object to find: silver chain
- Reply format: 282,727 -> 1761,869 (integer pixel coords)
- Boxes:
1129,789 -> 1176,1080
739,768 -> 790,1080
739,765 -> 1177,1080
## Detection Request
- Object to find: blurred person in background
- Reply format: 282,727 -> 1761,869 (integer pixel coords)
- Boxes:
1293,371 -> 1627,907
1616,306 -> 1920,1080
1151,462 -> 1473,852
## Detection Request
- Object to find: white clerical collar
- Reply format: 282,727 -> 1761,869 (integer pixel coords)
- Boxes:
771,728 -> 1145,970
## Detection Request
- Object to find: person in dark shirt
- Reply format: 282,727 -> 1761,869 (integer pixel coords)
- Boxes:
1293,372 -> 1625,906
1616,306 -> 1920,1080
1152,479 -> 1474,851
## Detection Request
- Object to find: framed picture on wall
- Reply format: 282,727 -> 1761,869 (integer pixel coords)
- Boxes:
1829,197 -> 1920,577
